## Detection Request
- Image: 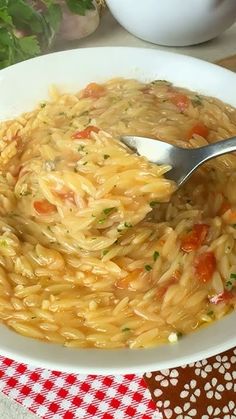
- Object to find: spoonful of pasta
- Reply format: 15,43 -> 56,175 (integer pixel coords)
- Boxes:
121,135 -> 236,187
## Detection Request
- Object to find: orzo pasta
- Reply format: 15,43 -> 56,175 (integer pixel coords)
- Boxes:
0,78 -> 236,349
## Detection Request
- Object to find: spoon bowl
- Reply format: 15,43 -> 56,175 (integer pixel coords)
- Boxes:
121,135 -> 236,187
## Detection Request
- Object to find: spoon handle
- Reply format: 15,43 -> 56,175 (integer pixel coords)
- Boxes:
168,136 -> 236,186
196,136 -> 236,164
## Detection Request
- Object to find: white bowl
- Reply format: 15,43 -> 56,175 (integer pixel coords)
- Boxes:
106,0 -> 236,46
0,47 -> 236,374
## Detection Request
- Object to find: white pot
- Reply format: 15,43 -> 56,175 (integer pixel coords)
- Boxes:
106,0 -> 236,46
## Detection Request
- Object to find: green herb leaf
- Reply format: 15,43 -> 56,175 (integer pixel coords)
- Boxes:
145,264 -> 152,272
102,249 -> 109,256
18,35 -> 41,56
230,273 -> 236,279
0,5 -> 13,26
153,251 -> 159,261
207,310 -> 214,317
122,327 -> 131,332
104,154 -> 110,160
44,3 -> 62,35
65,0 -> 95,16
0,0 -> 62,69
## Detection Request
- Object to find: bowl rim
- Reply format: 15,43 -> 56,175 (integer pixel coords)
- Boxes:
0,46 -> 236,374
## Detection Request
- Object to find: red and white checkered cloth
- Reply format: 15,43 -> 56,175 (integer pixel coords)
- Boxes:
0,355 -> 158,418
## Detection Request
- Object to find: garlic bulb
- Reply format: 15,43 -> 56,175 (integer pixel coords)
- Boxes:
58,0 -> 100,41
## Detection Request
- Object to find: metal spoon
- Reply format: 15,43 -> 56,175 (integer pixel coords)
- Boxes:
121,135 -> 236,187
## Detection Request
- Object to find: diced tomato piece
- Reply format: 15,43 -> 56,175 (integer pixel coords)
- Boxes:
33,200 -> 56,215
116,269 -> 143,289
187,122 -> 209,139
156,277 -> 179,300
209,290 -> 234,304
54,189 -> 75,204
223,208 -> 236,223
82,82 -> 106,99
170,269 -> 181,282
181,224 -> 209,253
170,93 -> 190,112
195,251 -> 216,283
72,125 -> 100,139
219,200 -> 231,216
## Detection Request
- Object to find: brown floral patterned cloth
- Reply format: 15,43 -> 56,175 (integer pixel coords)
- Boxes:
144,347 -> 236,419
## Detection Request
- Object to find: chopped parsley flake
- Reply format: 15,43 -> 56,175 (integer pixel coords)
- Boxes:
104,154 -> 110,160
226,281 -> 233,290
40,103 -> 46,108
145,264 -> 152,272
103,207 -> 117,215
153,251 -> 160,261
117,222 -> 133,232
191,95 -> 202,107
78,145 -> 85,152
124,222 -> 132,228
98,208 -> 117,224
102,249 -> 109,256
232,224 -> 236,229
98,218 -> 106,224
0,240 -> 8,247
83,161 -> 88,166
20,190 -> 31,196
151,80 -> 171,86
122,327 -> 131,332
149,201 -> 159,208
226,274 -> 236,290
207,310 -> 214,317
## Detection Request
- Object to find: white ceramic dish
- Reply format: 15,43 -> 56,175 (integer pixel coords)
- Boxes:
0,47 -> 236,374
106,0 -> 236,47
